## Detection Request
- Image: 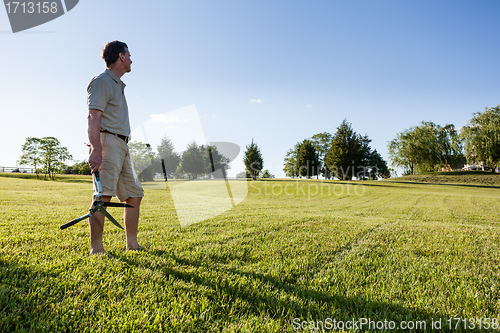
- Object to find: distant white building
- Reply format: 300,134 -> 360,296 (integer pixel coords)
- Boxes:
463,162 -> 485,171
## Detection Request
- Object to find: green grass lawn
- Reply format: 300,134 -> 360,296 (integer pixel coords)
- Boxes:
1,172 -> 500,332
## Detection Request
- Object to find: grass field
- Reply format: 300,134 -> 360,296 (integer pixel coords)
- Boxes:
1,172 -> 500,332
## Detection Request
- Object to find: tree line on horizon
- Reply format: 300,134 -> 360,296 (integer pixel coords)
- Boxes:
16,135 -> 231,181
16,105 -> 500,180
243,105 -> 500,180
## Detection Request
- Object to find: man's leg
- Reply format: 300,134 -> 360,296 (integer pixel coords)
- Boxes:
124,196 -> 143,250
88,195 -> 112,255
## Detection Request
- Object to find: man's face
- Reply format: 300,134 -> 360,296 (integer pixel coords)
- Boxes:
121,48 -> 132,73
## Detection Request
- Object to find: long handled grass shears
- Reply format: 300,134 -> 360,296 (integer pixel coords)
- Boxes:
60,170 -> 132,230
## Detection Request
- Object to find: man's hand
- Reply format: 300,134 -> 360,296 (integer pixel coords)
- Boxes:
88,109 -> 103,173
88,148 -> 102,173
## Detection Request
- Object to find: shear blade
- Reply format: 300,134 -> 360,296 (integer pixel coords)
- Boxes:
98,207 -> 124,230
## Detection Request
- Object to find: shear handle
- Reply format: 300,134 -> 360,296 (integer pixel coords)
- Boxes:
102,202 -> 134,208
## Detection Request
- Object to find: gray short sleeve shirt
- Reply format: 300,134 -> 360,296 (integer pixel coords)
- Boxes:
87,69 -> 131,136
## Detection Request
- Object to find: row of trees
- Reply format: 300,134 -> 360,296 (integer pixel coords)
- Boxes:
282,120 -> 390,180
388,105 -> 500,175
240,105 -> 500,180
22,105 -> 500,181
17,135 -> 231,181
128,137 -> 231,181
64,160 -> 91,175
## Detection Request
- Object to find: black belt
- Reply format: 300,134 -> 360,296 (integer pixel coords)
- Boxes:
100,130 -> 129,143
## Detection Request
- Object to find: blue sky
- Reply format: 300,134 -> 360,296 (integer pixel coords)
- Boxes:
1,0 -> 499,177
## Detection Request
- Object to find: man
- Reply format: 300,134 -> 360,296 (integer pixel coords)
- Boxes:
87,40 -> 144,256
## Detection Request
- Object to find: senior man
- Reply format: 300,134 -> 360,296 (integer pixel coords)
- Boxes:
87,40 -> 144,256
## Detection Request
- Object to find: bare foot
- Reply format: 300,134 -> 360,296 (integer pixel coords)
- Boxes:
89,249 -> 112,258
126,245 -> 145,251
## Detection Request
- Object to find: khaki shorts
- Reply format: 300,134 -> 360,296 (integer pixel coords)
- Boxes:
92,132 -> 144,202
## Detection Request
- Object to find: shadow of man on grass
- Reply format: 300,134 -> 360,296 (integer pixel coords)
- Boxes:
116,249 -> 478,332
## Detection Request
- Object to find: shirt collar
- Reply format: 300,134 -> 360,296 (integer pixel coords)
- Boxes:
105,68 -> 123,84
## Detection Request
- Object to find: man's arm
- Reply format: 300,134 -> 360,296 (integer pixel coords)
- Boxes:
88,109 -> 103,173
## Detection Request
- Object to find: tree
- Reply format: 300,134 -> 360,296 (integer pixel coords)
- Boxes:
359,134 -> 373,170
283,142 -> 301,178
129,141 -> 159,181
203,145 -> 231,178
243,139 -> 263,180
259,169 -> 275,178
72,161 -> 85,174
38,137 -> 72,179
175,143 -> 232,179
18,137 -> 42,178
325,120 -> 367,180
310,132 -> 333,178
128,141 -> 157,176
388,128 -> 418,175
236,171 -> 249,178
461,105 -> 500,172
80,162 -> 91,175
389,121 -> 463,175
64,160 -> 92,175
296,139 -> 320,179
436,124 -> 461,168
368,150 -> 391,179
180,141 -> 206,179
175,164 -> 188,179
157,136 -> 181,178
